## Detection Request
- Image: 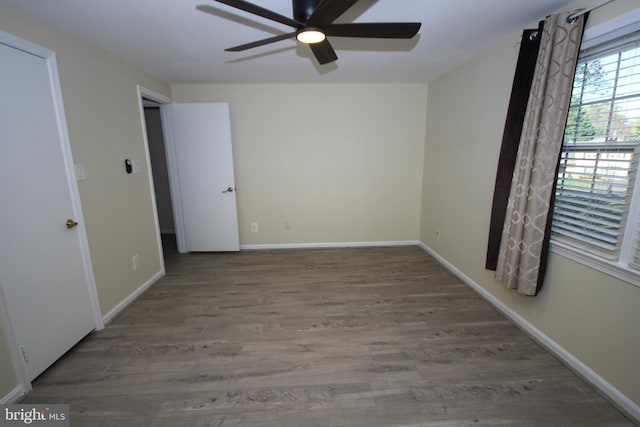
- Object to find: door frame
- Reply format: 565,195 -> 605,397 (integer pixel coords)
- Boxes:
138,95 -> 240,254
0,31 -> 103,399
138,88 -> 194,253
136,86 -> 188,254
136,86 -> 175,264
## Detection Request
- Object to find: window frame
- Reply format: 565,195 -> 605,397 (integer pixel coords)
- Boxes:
550,9 -> 640,288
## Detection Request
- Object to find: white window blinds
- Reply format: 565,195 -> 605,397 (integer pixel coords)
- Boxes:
552,30 -> 640,269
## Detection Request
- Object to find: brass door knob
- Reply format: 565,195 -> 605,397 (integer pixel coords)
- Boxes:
66,219 -> 79,229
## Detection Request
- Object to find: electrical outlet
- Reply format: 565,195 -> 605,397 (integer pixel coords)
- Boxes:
436,230 -> 440,240
132,254 -> 139,271
284,221 -> 290,230
251,222 -> 258,232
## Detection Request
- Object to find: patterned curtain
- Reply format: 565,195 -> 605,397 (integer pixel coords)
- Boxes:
486,23 -> 544,271
495,11 -> 587,295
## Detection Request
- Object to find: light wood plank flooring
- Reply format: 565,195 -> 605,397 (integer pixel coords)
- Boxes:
22,243 -> 634,426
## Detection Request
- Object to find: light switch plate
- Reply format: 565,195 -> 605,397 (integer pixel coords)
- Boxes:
132,160 -> 141,174
75,163 -> 86,181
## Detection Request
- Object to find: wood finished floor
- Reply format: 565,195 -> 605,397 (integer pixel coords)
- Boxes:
23,243 -> 634,426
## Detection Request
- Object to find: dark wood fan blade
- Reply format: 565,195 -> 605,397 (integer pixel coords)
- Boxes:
308,0 -> 359,27
214,0 -> 301,28
326,22 -> 422,38
225,32 -> 297,51
309,39 -> 338,64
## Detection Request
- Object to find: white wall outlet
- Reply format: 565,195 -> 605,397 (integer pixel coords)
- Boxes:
251,222 -> 258,232
132,254 -> 139,271
284,221 -> 290,230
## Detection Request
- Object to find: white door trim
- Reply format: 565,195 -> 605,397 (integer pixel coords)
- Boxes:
0,31 -> 103,398
136,85 -> 172,268
136,86 -> 187,253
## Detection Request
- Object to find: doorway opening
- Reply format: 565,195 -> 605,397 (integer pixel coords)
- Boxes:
137,87 -> 178,260
138,93 -> 240,255
142,100 -> 177,256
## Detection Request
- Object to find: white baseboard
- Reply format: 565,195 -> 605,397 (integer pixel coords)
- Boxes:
0,385 -> 25,404
102,269 -> 164,325
240,240 -> 420,250
418,241 -> 640,424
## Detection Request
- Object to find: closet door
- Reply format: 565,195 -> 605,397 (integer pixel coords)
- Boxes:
0,41 -> 97,380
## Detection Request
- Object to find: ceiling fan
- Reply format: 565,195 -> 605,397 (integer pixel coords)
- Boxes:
212,0 -> 422,64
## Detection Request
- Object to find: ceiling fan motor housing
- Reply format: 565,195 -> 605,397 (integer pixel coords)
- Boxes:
293,0 -> 322,23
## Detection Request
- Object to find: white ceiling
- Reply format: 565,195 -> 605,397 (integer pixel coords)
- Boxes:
8,0 -> 576,84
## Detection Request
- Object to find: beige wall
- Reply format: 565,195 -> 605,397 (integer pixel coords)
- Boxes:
171,84 -> 428,245
0,0 -> 170,398
421,0 -> 640,409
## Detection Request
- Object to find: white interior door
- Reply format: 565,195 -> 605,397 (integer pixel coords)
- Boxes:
166,103 -> 240,252
0,41 -> 97,380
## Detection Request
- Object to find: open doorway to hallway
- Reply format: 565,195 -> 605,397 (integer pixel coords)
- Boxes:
142,98 -> 177,257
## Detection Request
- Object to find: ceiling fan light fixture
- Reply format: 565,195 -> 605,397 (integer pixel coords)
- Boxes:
296,28 -> 326,44
214,0 -> 422,64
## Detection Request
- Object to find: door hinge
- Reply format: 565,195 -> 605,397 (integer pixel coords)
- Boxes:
20,345 -> 29,362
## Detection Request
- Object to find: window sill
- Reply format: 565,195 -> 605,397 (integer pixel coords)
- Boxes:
550,240 -> 640,288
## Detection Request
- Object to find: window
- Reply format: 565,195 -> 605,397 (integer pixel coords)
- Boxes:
551,29 -> 640,284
